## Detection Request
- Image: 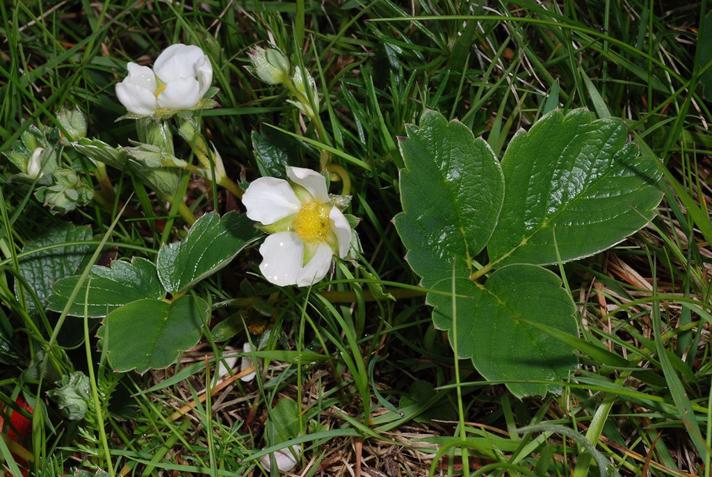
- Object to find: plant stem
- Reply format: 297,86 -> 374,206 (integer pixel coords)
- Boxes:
450,265 -> 470,477
285,79 -> 332,168
188,133 -> 243,198
218,176 -> 243,198
320,288 -> 424,303
94,163 -> 115,200
175,201 -> 196,225
325,163 -> 352,195
469,261 -> 494,282
82,280 -> 115,477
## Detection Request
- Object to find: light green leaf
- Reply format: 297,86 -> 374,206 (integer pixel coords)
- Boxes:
428,264 -> 577,398
15,222 -> 92,313
72,138 -> 129,169
47,371 -> 91,421
156,212 -> 259,294
488,109 -> 663,266
104,295 -> 207,373
394,110 -> 504,283
72,138 -> 181,197
47,257 -> 165,317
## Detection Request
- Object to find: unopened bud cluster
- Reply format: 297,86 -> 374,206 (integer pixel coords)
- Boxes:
2,109 -> 93,214
247,46 -> 320,118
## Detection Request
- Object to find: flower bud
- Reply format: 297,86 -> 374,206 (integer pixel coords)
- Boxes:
290,68 -> 319,116
4,134 -> 57,181
260,445 -> 302,473
35,169 -> 93,214
47,372 -> 91,421
136,118 -> 174,155
20,129 -> 40,152
248,47 -> 290,85
57,107 -> 87,141
26,148 -> 44,179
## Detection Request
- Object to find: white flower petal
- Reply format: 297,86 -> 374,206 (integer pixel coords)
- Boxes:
195,55 -> 213,97
243,177 -> 301,225
296,242 -> 333,287
124,62 -> 156,90
217,355 -> 237,380
156,78 -> 201,110
154,44 -> 207,81
212,351 -> 238,387
329,206 -> 352,258
259,232 -> 304,286
286,166 -> 329,202
240,342 -> 256,382
115,82 -> 157,116
26,148 -> 43,179
260,445 -> 302,473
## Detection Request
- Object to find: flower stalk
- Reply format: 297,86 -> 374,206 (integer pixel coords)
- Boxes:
178,118 -> 243,198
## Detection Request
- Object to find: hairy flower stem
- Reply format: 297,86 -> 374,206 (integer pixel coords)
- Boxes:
188,132 -> 243,198
94,163 -> 115,201
175,201 -> 196,225
285,80 -> 332,169
325,163 -> 351,196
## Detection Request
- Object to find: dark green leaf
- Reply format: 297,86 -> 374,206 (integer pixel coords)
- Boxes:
252,130 -> 290,178
394,110 -> 504,284
519,318 -> 629,368
265,397 -> 300,444
488,109 -> 663,266
15,222 -> 92,313
156,212 -> 258,294
47,257 -> 165,317
104,295 -> 207,373
428,264 -> 578,398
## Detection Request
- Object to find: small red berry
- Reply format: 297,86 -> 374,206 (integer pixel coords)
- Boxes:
6,397 -> 32,443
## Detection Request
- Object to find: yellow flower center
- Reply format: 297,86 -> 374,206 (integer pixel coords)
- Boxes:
155,81 -> 167,97
293,201 -> 331,243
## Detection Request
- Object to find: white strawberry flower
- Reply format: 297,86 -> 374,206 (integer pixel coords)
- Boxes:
115,44 -> 213,117
243,166 -> 353,287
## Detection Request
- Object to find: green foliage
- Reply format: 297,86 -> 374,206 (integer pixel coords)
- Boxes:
73,138 -> 182,197
252,130 -> 290,178
265,396 -> 300,444
394,110 -> 504,284
697,10 -> 712,99
428,265 -> 577,397
156,211 -> 258,294
396,108 -> 662,396
43,212 -> 256,373
103,295 -> 207,373
47,258 -> 165,317
0,1 -> 708,475
488,109 -> 663,265
15,222 -> 92,313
